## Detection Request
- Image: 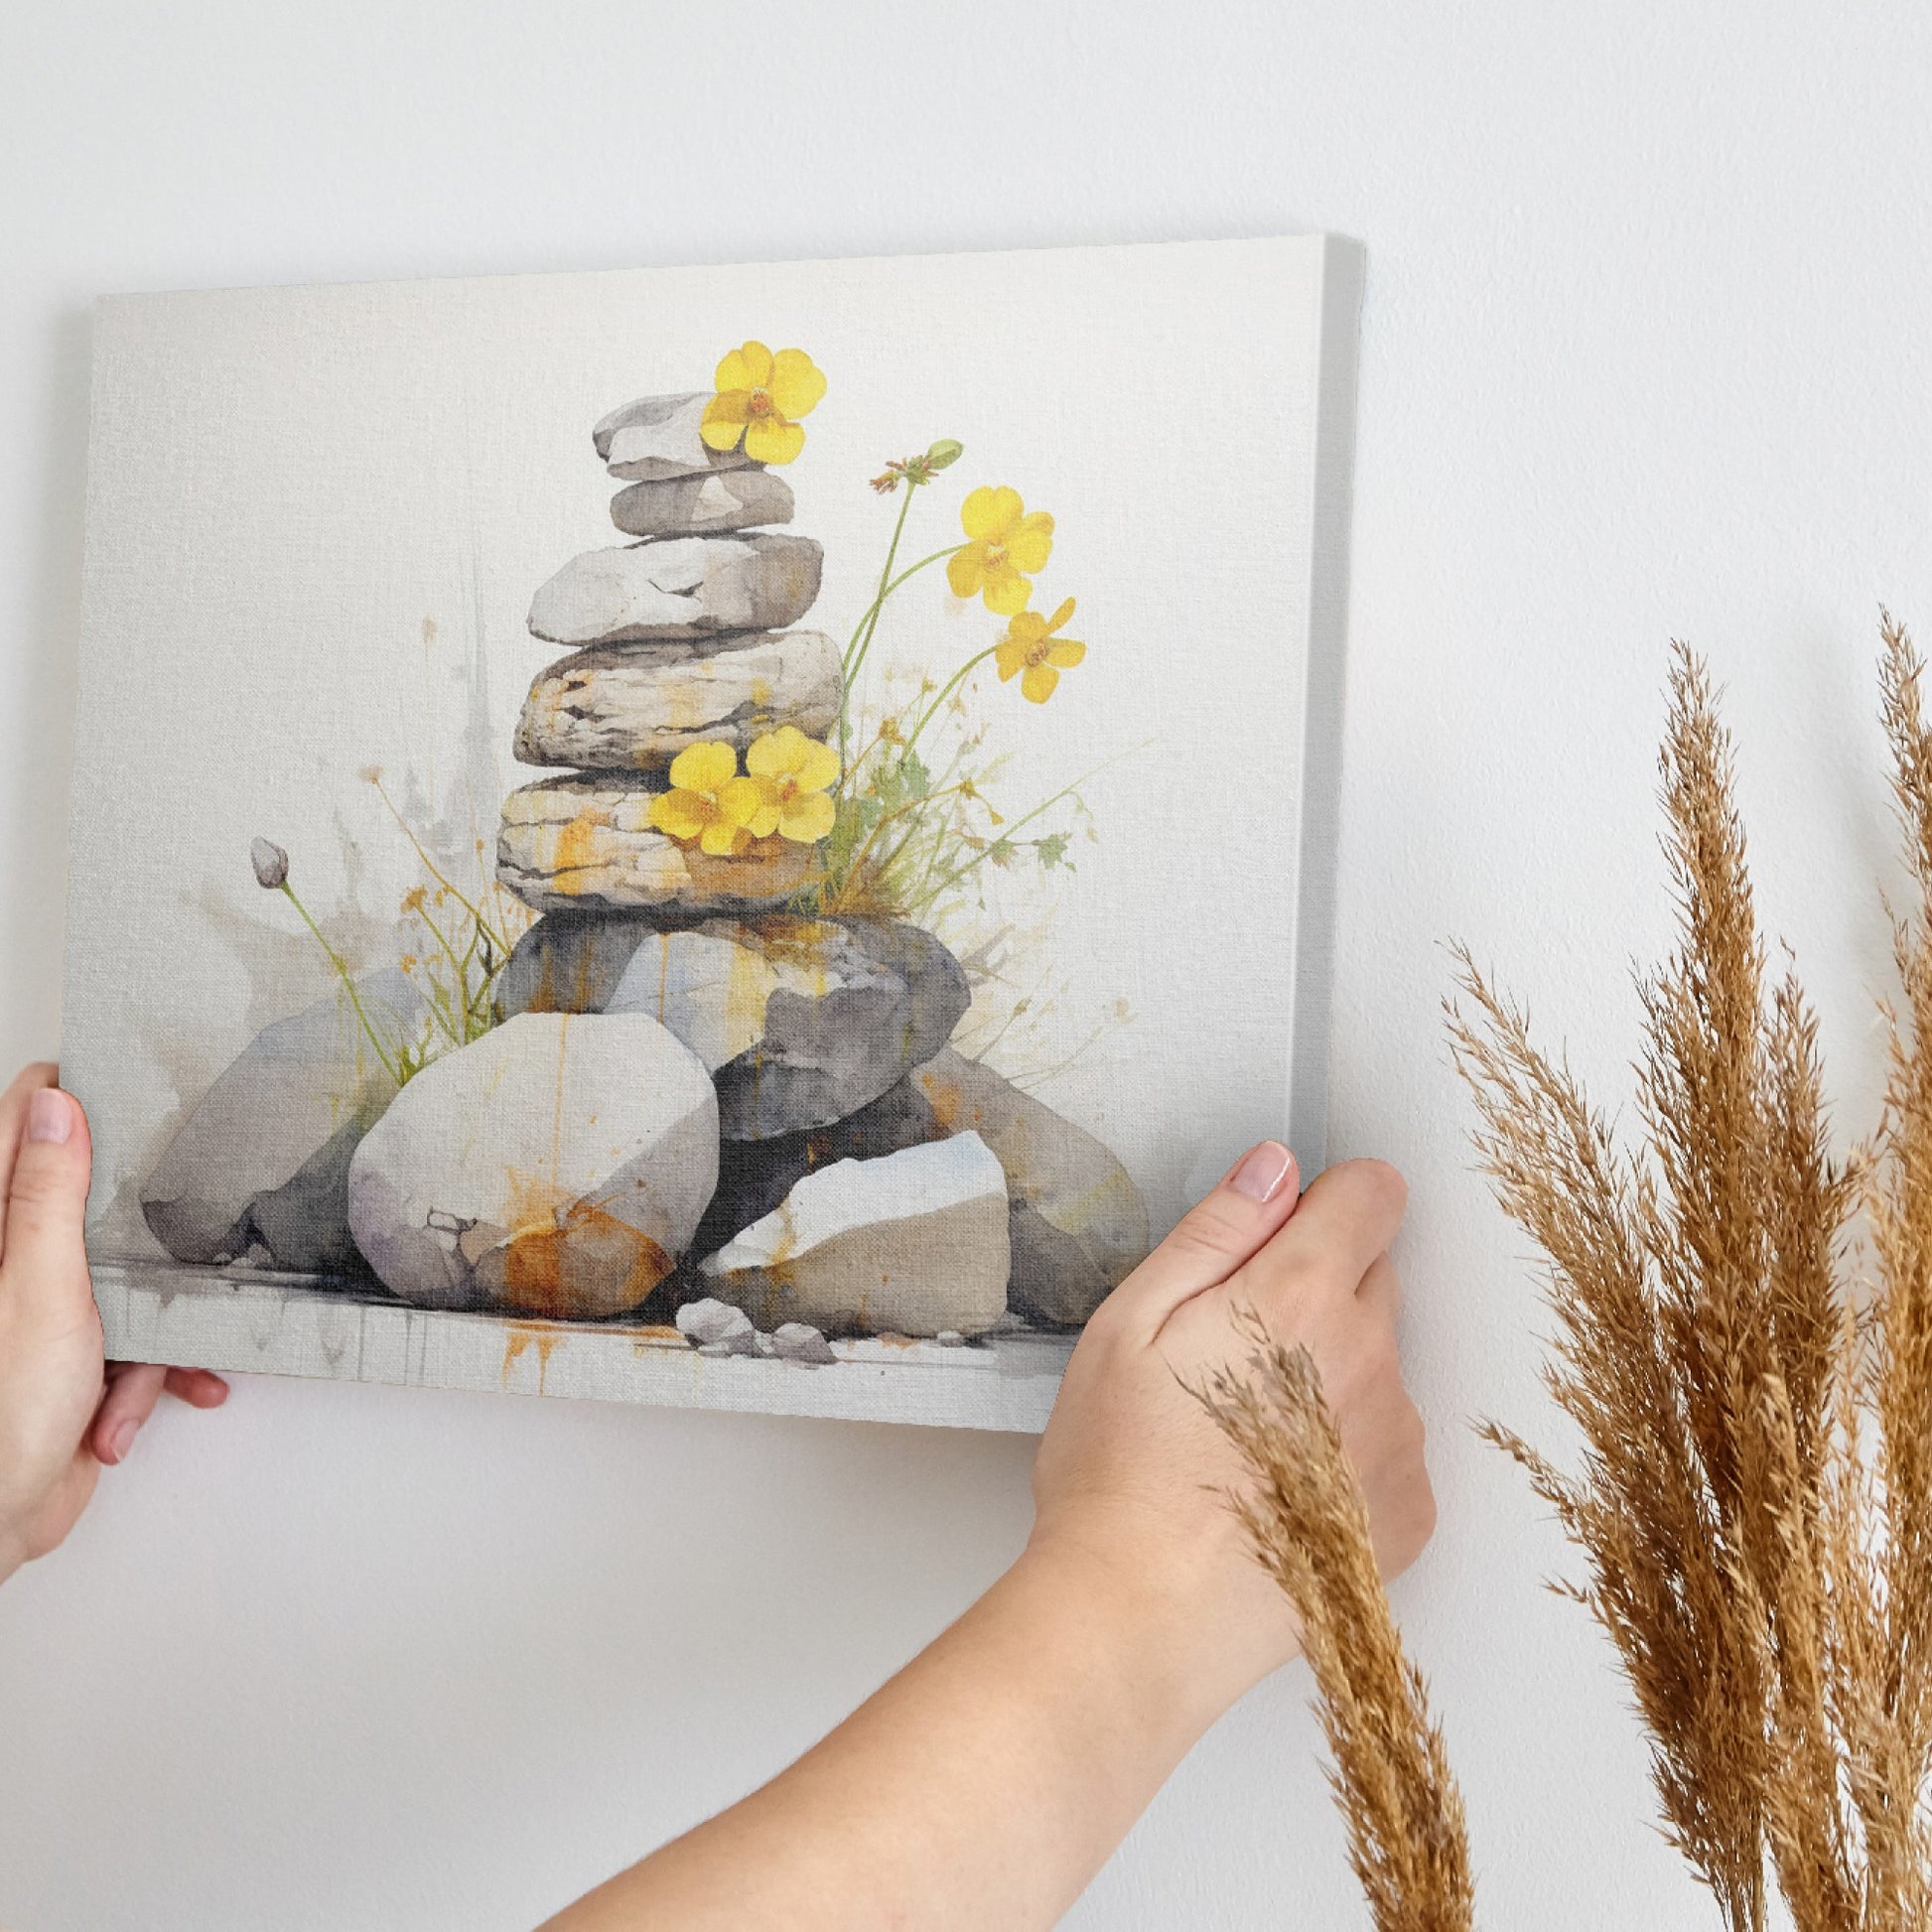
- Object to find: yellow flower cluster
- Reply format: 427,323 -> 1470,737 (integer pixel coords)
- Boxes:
648,728 -> 840,857
949,484 -> 1087,706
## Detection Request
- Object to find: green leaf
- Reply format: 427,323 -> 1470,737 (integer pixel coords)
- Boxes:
1035,830 -> 1072,872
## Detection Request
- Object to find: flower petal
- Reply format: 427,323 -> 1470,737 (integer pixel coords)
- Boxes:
946,546 -> 984,600
961,484 -> 1023,541
1044,638 -> 1086,668
700,817 -> 750,857
994,638 -> 1028,680
718,775 -> 772,828
778,789 -> 837,844
670,740 -> 740,794
1021,663 -> 1059,704
744,416 -> 806,465
1006,512 -> 1055,573
746,725 -> 804,779
792,737 -> 841,792
700,392 -> 750,452
718,342 -> 773,390
649,789 -> 708,842
767,349 -> 826,419
1003,611 -> 1045,646
1042,597 -> 1076,635
984,566 -> 1032,617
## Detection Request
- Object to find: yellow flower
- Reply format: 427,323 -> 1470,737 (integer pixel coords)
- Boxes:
738,726 -> 841,845
994,597 -> 1086,704
649,741 -> 758,857
947,485 -> 1054,616
700,342 -> 826,466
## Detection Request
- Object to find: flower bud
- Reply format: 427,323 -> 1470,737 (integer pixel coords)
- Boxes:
251,837 -> 289,890
925,439 -> 964,472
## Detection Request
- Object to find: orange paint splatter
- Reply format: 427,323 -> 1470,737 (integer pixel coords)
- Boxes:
552,807 -> 604,891
501,1320 -> 564,1392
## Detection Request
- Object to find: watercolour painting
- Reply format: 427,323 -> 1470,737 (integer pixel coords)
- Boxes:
60,237 -> 1360,1431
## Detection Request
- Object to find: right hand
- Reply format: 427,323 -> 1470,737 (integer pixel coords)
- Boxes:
1028,1146 -> 1435,1722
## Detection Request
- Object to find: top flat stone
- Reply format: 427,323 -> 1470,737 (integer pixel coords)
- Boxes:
593,393 -> 756,482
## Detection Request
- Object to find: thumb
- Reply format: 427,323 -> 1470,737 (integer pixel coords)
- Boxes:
2,1082 -> 97,1330
1101,1141 -> 1301,1338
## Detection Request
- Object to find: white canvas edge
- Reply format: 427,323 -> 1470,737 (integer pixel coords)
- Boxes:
1286,234 -> 1365,1172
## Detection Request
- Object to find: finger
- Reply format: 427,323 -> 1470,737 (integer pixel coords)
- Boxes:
2,1084 -> 96,1330
93,1362 -> 168,1464
1355,1252 -> 1401,1320
1103,1142 -> 1301,1336
0,1062 -> 61,1260
163,1366 -> 230,1409
1241,1159 -> 1408,1308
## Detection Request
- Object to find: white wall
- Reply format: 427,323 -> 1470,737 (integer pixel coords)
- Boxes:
2,3 -> 1927,1924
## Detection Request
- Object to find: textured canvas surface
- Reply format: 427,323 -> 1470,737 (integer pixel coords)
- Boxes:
61,235 -> 1359,1432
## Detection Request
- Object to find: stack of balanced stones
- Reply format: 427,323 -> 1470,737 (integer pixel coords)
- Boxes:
498,387 -> 838,914
486,386 -> 1027,1338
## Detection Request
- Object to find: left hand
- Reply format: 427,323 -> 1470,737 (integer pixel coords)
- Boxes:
0,1062 -> 228,1584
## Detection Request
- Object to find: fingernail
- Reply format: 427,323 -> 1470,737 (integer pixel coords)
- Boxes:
107,1419 -> 137,1463
27,1089 -> 72,1145
1229,1141 -> 1294,1203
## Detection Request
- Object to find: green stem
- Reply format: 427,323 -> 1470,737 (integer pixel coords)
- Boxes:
827,781 -> 977,908
280,883 -> 403,1085
905,746 -> 1138,916
899,646 -> 999,763
842,544 -> 964,695
842,488 -> 915,764
370,778 -> 511,958
413,905 -> 473,1022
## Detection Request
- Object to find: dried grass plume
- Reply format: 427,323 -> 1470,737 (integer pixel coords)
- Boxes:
1199,1314 -> 1475,1932
1448,618 -> 1932,1930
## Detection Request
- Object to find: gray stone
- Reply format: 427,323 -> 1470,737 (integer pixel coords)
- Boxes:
345,1013 -> 718,1318
675,1297 -> 754,1347
698,1134 -> 1010,1338
687,1076 -> 942,1262
593,392 -> 756,482
611,469 -> 794,538
496,775 -> 813,916
528,535 -> 822,647
496,912 -> 970,1140
934,1330 -> 967,1347
616,917 -> 968,1141
141,970 -> 429,1275
911,1049 -> 1150,1327
770,1321 -> 837,1365
513,630 -> 840,770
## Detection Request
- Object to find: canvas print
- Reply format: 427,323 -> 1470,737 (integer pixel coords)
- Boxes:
62,236 -> 1360,1430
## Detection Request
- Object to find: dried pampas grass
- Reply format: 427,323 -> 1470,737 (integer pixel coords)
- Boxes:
1447,617 -> 1932,1930
1209,618 -> 1932,1931
1200,1316 -> 1475,1932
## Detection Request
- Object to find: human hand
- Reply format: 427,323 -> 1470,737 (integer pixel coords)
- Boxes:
1028,1146 -> 1435,1725
0,1063 -> 228,1584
